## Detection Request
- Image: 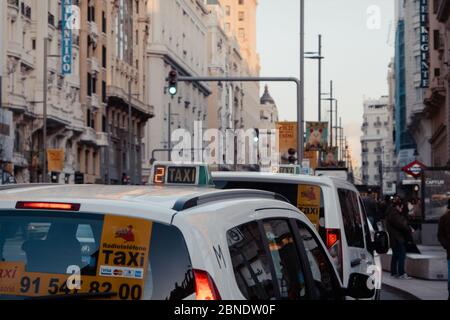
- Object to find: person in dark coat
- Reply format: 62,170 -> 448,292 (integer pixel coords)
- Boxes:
386,200 -> 413,279
437,199 -> 450,300
363,191 -> 379,230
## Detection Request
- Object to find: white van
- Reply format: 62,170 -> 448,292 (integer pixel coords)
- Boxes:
212,172 -> 389,299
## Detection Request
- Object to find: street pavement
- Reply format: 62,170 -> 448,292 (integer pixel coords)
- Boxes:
381,284 -> 420,300
382,272 -> 448,300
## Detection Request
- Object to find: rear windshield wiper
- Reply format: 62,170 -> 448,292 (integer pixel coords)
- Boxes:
27,292 -> 118,300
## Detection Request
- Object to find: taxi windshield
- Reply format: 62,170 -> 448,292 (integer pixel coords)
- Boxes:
0,211 -> 194,300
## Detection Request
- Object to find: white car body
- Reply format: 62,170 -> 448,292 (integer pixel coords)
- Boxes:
212,172 -> 383,297
0,184 -> 357,300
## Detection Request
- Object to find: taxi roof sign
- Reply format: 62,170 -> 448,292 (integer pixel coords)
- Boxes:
272,165 -> 301,175
150,162 -> 214,187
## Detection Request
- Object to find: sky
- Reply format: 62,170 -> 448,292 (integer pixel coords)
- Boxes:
257,0 -> 395,167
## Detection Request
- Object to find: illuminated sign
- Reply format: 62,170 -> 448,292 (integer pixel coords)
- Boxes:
419,0 -> 429,88
402,160 -> 427,179
151,162 -> 213,186
274,165 -> 301,175
61,0 -> 73,74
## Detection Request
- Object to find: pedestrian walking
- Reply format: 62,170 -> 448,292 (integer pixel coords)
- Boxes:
437,199 -> 450,300
386,199 -> 413,279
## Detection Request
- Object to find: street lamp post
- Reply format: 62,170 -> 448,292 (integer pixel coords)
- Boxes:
329,81 -> 333,148
300,0 -> 305,164
335,99 -> 339,148
42,38 -> 60,183
305,35 -> 324,122
321,81 -> 335,148
127,81 -> 142,184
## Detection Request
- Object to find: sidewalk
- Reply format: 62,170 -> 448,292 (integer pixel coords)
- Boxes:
382,272 -> 448,300
380,245 -> 448,300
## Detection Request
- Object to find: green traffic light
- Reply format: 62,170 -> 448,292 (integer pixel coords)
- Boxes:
169,86 -> 178,96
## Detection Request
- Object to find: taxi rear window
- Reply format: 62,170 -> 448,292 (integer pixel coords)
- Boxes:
215,180 -> 325,230
0,211 -> 194,300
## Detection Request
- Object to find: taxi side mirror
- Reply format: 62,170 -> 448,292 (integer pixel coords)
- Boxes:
373,231 -> 389,254
346,273 -> 375,299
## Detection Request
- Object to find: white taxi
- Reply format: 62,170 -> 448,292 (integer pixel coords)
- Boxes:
0,163 -> 374,300
212,171 -> 389,299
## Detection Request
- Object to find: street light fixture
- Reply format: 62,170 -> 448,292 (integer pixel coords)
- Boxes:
305,34 -> 324,122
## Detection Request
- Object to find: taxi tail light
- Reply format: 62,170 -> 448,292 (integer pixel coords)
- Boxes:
16,201 -> 81,211
326,228 -> 344,280
193,269 -> 221,300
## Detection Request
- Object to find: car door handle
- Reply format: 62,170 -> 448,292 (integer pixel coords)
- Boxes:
351,258 -> 362,267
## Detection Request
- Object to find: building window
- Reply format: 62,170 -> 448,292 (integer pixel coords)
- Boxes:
116,0 -> 132,63
102,11 -> 107,33
238,11 -> 244,21
238,28 -> 245,39
87,73 -> 92,96
102,46 -> 107,68
239,0 -> 244,4
225,6 -> 230,16
88,5 -> 95,22
415,88 -> 423,102
85,150 -> 90,174
14,129 -> 21,153
102,81 -> 107,103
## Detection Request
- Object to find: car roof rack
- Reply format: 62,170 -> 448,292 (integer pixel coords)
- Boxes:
0,184 -> 58,192
172,189 -> 289,212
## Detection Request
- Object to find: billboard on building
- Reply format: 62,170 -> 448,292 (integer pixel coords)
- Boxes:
422,169 -> 450,222
319,147 -> 339,168
0,109 -> 13,162
305,122 -> 329,152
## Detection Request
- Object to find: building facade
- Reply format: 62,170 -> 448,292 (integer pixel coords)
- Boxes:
103,0 -> 154,185
424,0 -> 450,166
2,0 -> 84,183
143,0 -> 211,175
1,0 -> 153,184
361,96 -> 392,187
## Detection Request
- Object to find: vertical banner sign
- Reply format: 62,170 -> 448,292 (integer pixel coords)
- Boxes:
277,122 -> 298,164
420,0 -> 429,88
320,147 -> 339,168
61,0 -> 73,74
305,122 -> 329,152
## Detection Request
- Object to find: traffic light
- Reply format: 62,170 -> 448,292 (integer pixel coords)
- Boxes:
254,128 -> 260,143
168,70 -> 178,96
288,148 -> 297,164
